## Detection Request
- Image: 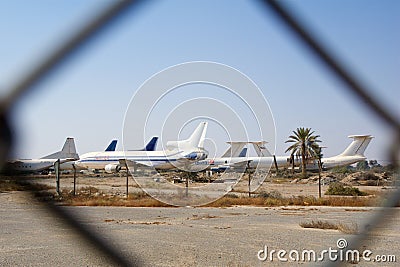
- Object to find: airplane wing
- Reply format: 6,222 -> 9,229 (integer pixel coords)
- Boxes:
213,159 -> 252,172
59,158 -> 77,164
8,160 -> 24,164
119,155 -> 204,172
118,159 -> 151,169
229,159 -> 252,169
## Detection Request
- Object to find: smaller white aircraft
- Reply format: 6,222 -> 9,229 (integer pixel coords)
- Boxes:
59,139 -> 118,171
187,135 -> 373,172
4,137 -> 79,173
313,135 -> 374,170
187,141 -> 288,172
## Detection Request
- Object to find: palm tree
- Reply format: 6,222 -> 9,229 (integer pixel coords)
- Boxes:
285,127 -> 321,178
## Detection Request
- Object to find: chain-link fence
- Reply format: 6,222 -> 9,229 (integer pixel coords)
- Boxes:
0,1 -> 398,266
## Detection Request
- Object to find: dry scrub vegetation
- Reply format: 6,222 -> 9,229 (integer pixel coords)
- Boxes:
300,220 -> 358,234
0,178 -> 54,192
57,188 -> 170,207
1,168 -> 396,208
56,187 -> 382,207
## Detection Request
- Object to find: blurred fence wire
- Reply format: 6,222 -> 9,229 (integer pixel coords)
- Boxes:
0,0 -> 398,266
0,1 -> 142,266
261,1 -> 400,266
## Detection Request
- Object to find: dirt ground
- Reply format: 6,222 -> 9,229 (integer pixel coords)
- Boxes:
0,191 -> 398,266
1,171 -> 398,266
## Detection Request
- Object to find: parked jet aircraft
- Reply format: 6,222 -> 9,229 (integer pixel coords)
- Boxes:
59,139 -> 118,171
314,135 -> 374,169
187,135 -> 373,172
187,141 -> 287,172
75,123 -> 208,173
3,137 -> 79,173
60,137 -> 159,171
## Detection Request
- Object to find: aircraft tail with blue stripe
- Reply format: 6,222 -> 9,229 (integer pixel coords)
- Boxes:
143,137 -> 158,151
105,140 -> 117,151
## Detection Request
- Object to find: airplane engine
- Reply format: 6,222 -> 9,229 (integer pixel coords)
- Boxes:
104,164 -> 121,173
166,140 -> 180,150
218,165 -> 231,171
185,151 -> 207,160
210,165 -> 231,172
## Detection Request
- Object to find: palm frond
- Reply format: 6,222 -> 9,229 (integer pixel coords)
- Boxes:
285,127 -> 322,177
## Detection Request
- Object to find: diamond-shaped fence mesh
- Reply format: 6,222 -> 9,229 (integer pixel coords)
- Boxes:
0,1 -> 398,266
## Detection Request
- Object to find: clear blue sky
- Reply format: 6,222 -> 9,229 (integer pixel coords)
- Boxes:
0,0 -> 399,164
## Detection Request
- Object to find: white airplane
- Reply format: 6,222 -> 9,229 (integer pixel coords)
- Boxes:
314,135 -> 374,170
187,135 -> 373,172
4,137 -> 79,173
59,139 -> 115,171
75,122 -> 208,173
60,137 -> 159,171
187,141 -> 288,172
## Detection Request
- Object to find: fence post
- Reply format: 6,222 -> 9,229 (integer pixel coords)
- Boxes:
54,159 -> 60,195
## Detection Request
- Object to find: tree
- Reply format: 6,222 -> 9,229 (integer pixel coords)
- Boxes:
285,127 -> 321,178
356,160 -> 369,170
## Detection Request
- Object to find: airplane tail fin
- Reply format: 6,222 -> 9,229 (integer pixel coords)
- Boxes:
339,135 -> 374,157
144,137 -> 158,151
221,142 -> 247,158
238,147 -> 248,157
188,122 -> 208,148
221,141 -> 271,157
105,140 -> 117,151
41,137 -> 79,160
166,122 -> 208,151
250,141 -> 272,157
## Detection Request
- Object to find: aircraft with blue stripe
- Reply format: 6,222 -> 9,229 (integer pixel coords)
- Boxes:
75,122 -> 208,173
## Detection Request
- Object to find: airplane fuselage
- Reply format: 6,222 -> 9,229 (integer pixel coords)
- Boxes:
298,155 -> 367,170
188,154 -> 367,172
6,160 -> 57,172
76,149 -> 207,171
4,158 -> 75,173
188,155 -> 290,172
321,155 -> 366,169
